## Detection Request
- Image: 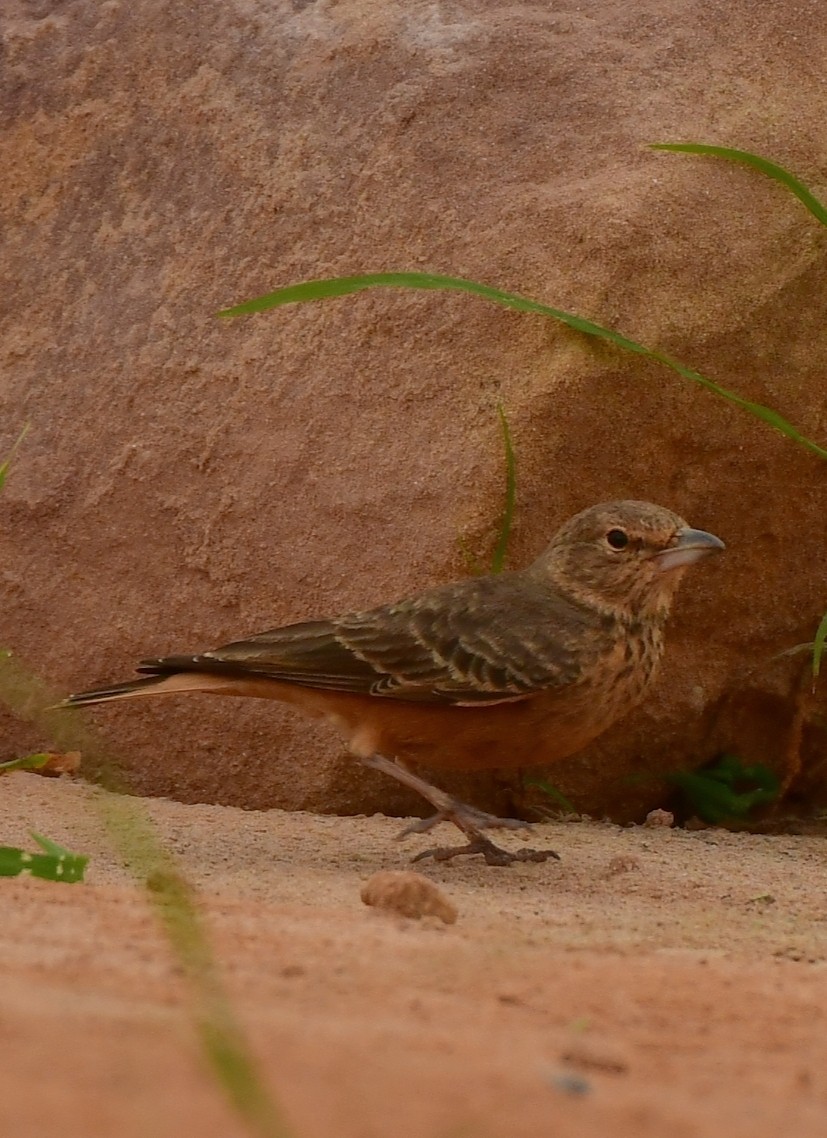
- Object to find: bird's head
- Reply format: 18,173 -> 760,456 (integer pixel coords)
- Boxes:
534,500 -> 724,621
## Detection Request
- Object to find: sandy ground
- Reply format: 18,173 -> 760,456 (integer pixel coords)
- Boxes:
3,771 -> 827,1138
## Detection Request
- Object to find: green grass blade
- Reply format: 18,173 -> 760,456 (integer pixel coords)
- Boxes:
0,424 -> 30,491
29,850 -> 89,882
525,778 -> 577,814
811,610 -> 827,679
0,753 -> 50,773
0,652 -> 292,1138
0,836 -> 88,882
667,756 -> 780,824
0,429 -> 285,1125
651,143 -> 827,228
490,403 -> 516,573
146,868 -> 288,1137
456,534 -> 485,575
0,847 -> 28,877
219,272 -> 827,461
30,831 -> 74,858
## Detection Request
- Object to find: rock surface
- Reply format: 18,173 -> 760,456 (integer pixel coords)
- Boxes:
1,0 -> 826,818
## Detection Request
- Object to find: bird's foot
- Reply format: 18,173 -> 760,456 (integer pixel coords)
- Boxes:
411,836 -> 561,867
396,803 -> 531,839
361,754 -> 558,867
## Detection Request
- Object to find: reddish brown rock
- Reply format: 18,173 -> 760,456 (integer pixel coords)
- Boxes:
1,0 -> 825,820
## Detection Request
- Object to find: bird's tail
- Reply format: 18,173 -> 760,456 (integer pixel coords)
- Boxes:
57,659 -> 244,708
58,676 -> 175,708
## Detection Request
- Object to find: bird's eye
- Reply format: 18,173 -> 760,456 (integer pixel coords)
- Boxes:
606,528 -> 629,550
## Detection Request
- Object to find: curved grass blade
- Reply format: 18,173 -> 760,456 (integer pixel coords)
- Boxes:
31,831 -> 77,858
651,143 -> 827,228
457,402 -> 517,574
0,424 -> 30,492
491,403 -> 516,573
525,778 -> 577,814
220,272 -> 827,461
811,610 -> 827,680
0,653 -> 291,1138
0,753 -> 49,774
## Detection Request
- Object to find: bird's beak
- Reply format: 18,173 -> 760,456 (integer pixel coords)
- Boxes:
654,527 -> 725,572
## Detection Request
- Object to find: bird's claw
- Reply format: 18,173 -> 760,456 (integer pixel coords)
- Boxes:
411,836 -> 561,867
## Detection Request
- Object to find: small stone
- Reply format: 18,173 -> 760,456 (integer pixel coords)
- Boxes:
548,1071 -> 591,1097
644,808 -> 675,828
605,854 -> 641,876
360,870 -> 458,924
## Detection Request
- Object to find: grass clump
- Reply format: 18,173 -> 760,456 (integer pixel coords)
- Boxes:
0,831 -> 88,883
666,755 -> 781,826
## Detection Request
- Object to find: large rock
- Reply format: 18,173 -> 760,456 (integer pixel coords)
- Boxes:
1,0 -> 825,820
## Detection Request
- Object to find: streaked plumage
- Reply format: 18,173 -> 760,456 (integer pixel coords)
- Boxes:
62,500 -> 724,864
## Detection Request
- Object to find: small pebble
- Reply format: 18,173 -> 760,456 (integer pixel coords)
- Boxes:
548,1071 -> 592,1097
644,808 -> 675,828
605,854 -> 641,876
360,870 -> 458,924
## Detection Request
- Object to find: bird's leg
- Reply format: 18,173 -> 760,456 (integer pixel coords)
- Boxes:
360,754 -> 560,867
369,756 -> 530,834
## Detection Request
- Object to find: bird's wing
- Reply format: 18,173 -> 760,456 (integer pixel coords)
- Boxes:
141,575 -> 597,706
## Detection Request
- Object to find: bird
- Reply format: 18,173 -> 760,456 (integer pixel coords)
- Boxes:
60,500 -> 724,865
